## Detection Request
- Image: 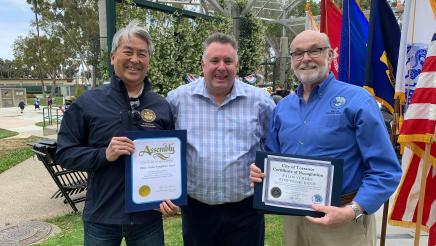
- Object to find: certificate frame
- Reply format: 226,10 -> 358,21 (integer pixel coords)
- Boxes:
125,130 -> 187,212
253,151 -> 343,217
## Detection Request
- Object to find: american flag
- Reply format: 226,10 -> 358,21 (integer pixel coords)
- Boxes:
389,33 -> 436,246
394,0 -> 436,107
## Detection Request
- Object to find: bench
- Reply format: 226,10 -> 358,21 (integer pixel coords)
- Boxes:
30,140 -> 88,212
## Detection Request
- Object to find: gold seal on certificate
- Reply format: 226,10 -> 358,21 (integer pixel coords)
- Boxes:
139,185 -> 151,197
253,151 -> 342,216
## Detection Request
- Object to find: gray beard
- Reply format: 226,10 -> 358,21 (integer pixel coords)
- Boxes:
295,64 -> 329,85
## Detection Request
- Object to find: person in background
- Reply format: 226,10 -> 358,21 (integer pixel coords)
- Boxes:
249,30 -> 402,246
34,96 -> 40,110
167,32 -> 275,246
273,84 -> 285,97
56,20 -> 178,246
18,100 -> 25,114
47,96 -> 53,108
271,94 -> 283,104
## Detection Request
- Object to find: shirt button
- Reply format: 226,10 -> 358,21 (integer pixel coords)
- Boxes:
304,120 -> 307,124
299,141 -> 304,145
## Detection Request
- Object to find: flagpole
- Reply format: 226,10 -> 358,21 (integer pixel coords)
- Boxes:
413,127 -> 434,246
381,99 -> 401,246
380,200 -> 389,246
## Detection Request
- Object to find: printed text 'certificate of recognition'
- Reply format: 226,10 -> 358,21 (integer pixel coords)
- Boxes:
253,151 -> 342,217
263,155 -> 334,210
125,130 -> 187,212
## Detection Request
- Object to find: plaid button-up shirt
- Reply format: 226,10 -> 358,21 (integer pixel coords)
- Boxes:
167,78 -> 275,204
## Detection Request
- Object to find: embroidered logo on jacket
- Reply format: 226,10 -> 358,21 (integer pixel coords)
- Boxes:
141,109 -> 156,123
330,96 -> 346,109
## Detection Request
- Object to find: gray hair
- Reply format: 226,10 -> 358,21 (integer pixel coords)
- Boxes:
111,20 -> 153,56
202,32 -> 238,62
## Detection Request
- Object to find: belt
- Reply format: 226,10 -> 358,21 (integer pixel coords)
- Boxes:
340,191 -> 357,206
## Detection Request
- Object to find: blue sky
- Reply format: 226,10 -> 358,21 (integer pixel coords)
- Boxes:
0,0 -> 33,60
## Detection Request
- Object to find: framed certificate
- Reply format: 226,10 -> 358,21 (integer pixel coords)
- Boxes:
125,130 -> 187,212
253,151 -> 343,217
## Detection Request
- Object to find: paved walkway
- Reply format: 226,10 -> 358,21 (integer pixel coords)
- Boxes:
0,106 -> 428,245
0,107 -> 58,139
0,107 -> 83,228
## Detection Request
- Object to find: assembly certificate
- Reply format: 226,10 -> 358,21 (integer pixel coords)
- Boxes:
262,155 -> 335,211
125,130 -> 187,212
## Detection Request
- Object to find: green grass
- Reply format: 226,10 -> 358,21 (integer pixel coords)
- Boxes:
35,121 -> 45,127
37,213 -> 283,245
265,214 -> 284,246
35,121 -> 56,127
35,119 -> 62,128
0,128 -> 18,139
164,215 -> 183,246
27,96 -> 64,107
39,213 -> 84,246
0,148 -> 34,174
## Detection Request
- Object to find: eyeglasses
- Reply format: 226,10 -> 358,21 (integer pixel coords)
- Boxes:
128,98 -> 141,123
290,47 -> 329,61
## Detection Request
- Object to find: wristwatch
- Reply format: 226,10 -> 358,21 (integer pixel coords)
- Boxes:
348,201 -> 364,222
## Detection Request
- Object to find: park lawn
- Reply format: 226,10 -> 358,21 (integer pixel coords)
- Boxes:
35,121 -> 57,127
39,213 -> 83,246
0,136 -> 42,174
27,96 -> 64,107
0,128 -> 18,139
0,148 -> 34,174
35,121 -> 45,127
37,213 -> 283,245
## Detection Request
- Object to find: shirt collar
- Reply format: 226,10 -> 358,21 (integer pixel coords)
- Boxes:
296,72 -> 335,99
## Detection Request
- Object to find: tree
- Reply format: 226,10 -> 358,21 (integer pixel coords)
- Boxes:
115,0 -> 231,95
13,34 -> 71,95
0,59 -> 18,78
26,0 -> 99,84
238,13 -> 266,76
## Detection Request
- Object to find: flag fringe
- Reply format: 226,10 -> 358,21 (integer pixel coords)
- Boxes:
394,91 -> 406,105
430,0 -> 436,19
364,86 -> 395,114
388,219 -> 430,232
398,134 -> 435,144
399,142 -> 436,167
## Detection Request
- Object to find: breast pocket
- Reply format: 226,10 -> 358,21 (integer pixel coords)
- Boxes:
325,113 -> 342,127
317,113 -> 349,150
226,117 -> 259,151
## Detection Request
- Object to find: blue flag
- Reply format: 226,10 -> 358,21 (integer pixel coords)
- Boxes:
364,0 -> 400,113
338,0 -> 368,86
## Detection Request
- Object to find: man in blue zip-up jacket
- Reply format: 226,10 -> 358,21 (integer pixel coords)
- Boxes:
56,20 -> 178,246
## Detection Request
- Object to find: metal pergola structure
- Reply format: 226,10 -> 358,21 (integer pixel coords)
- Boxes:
101,0 -> 307,49
147,0 -> 308,32
100,0 -> 221,75
99,0 -> 308,83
